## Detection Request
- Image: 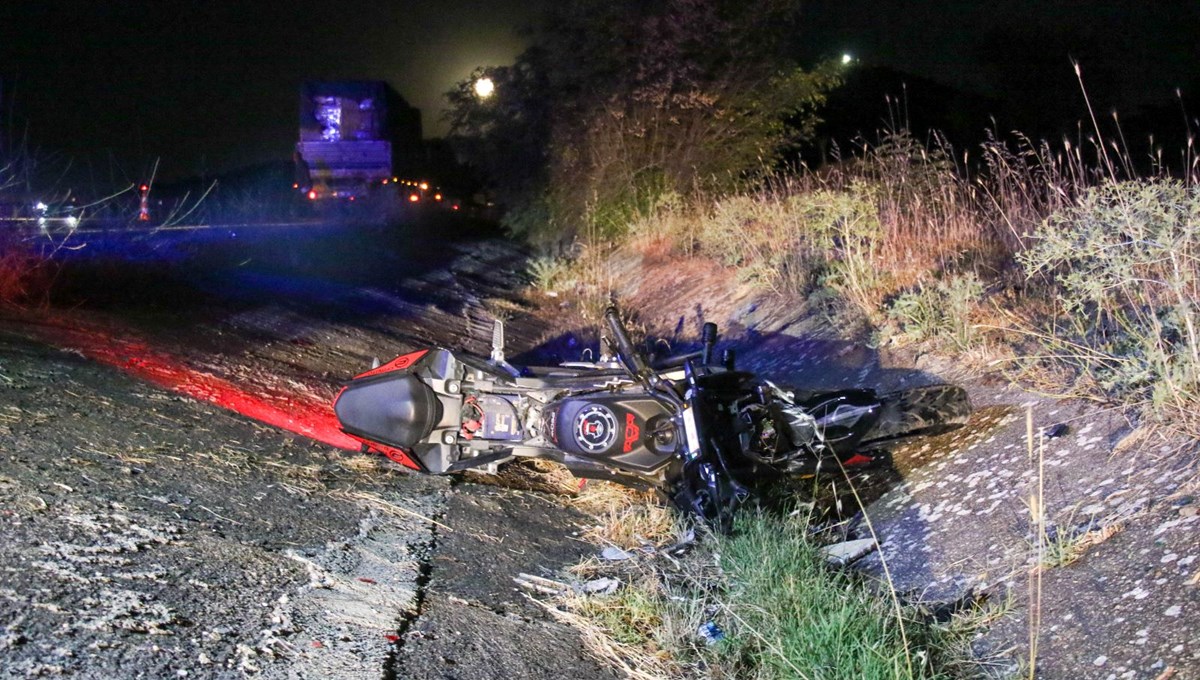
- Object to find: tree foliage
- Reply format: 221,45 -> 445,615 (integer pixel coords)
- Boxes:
446,0 -> 841,246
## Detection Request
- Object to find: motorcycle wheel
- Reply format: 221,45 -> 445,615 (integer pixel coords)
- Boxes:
668,460 -> 748,533
858,384 -> 971,445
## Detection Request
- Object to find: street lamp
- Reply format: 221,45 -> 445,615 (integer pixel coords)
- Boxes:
474,77 -> 495,99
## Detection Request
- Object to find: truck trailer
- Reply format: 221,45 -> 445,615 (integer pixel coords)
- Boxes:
296,81 -> 421,201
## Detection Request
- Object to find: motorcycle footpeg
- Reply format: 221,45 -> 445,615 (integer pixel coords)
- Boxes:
490,318 -> 506,363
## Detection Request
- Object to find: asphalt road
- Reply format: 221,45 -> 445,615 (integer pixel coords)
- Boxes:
1,218 -> 617,679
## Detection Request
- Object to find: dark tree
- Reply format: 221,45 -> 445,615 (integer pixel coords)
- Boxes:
446,0 -> 841,246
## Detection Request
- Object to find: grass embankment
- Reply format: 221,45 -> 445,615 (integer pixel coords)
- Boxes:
533,128 -> 1200,677
536,128 -> 1200,432
551,485 -> 985,679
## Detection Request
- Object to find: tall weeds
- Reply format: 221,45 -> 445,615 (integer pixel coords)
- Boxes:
1019,179 -> 1200,423
629,129 -> 1065,318
544,114 -> 1200,427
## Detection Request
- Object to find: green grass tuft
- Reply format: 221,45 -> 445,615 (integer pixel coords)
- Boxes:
709,514 -> 950,680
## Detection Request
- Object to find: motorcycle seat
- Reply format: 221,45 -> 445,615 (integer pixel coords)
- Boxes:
334,373 -> 443,449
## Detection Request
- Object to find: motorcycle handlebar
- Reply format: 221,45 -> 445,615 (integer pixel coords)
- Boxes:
604,306 -> 649,378
701,322 -> 718,365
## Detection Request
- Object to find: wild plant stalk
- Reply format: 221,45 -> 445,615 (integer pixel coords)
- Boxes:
1025,406 -> 1044,680
1074,61 -> 1118,183
834,456 -> 915,679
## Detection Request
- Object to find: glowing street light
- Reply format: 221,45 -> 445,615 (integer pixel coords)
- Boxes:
841,53 -> 853,65
474,77 -> 495,99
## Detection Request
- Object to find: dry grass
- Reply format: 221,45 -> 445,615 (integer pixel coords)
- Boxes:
679,130 -> 1026,305
334,452 -> 386,475
529,594 -> 685,680
464,458 -> 584,496
551,483 -> 709,678
570,481 -> 681,550
1039,521 -> 1124,571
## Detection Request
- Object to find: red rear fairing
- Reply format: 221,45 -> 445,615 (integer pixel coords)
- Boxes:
335,348 -> 436,471
352,349 -> 429,380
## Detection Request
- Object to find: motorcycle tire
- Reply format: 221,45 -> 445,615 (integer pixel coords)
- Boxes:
858,384 -> 971,445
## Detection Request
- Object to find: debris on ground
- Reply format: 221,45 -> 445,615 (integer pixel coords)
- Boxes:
820,538 -> 878,566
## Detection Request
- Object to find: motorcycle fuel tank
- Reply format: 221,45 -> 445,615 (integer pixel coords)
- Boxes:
549,394 -> 677,473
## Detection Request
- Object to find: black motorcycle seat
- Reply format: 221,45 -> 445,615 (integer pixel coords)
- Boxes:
335,373 -> 443,449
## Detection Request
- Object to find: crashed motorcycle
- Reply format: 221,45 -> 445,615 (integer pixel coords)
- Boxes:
333,306 -> 970,526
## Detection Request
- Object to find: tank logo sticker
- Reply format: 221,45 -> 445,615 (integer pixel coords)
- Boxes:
574,405 -> 618,453
622,413 -> 641,453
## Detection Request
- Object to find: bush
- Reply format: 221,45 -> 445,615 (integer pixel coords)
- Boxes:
502,192 -> 566,248
0,234 -> 49,306
527,255 -> 579,293
887,273 -> 984,351
799,184 -> 892,321
1019,179 -> 1200,412
695,183 -> 885,302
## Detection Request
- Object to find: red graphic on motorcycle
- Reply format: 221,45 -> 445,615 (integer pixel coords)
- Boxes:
353,349 -> 429,380
622,413 -> 641,453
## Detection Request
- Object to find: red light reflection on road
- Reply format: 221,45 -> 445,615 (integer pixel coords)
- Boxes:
20,316 -> 359,451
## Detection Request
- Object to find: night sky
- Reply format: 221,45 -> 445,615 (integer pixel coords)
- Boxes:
800,1 -> 1199,106
2,1 -> 1198,182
